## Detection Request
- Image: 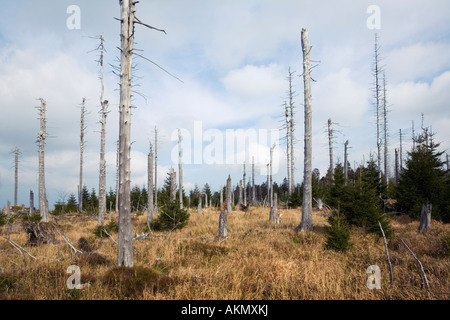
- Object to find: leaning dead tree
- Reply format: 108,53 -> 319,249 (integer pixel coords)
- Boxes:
98,35 -> 109,226
178,129 -> 183,209
117,0 -> 136,268
38,99 -> 49,222
300,28 -> 313,232
78,98 -> 87,213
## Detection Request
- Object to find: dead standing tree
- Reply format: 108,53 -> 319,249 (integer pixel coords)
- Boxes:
178,129 -> 184,209
78,98 -> 87,213
382,71 -> 390,186
373,33 -> 383,183
300,28 -> 313,232
328,119 -> 334,182
38,99 -> 49,222
148,143 -> 154,223
97,35 -> 109,227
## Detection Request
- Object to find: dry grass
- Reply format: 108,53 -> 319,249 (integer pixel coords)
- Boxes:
0,207 -> 449,300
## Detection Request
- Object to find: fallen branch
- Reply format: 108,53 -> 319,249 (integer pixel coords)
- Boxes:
401,239 -> 430,291
3,237 -> 37,261
102,229 -> 118,245
55,230 -> 83,255
378,221 -> 393,285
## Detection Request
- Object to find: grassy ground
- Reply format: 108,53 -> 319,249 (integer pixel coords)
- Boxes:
0,206 -> 449,300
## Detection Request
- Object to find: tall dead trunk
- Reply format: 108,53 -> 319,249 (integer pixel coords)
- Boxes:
117,0 -> 135,268
285,102 -> 291,199
78,98 -> 86,213
344,140 -> 349,185
38,98 -> 49,222
154,127 -> 158,212
395,148 -> 400,185
383,72 -> 389,186
288,68 -> 295,192
115,140 -> 119,213
243,162 -> 247,207
374,33 -> 382,183
226,175 -> 232,213
178,129 -> 183,209
238,180 -> 243,206
419,204 -> 432,232
170,168 -> 177,203
218,209 -> 228,239
252,156 -> 256,205
300,28 -> 313,232
148,143 -> 154,223
399,129 -> 404,174
30,190 -> 34,215
14,147 -> 19,207
328,119 -> 334,181
98,35 -> 108,227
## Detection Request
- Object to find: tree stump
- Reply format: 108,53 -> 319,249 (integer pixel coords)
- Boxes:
419,204 -> 432,232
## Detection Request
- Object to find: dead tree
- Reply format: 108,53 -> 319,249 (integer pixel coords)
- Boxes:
154,127 -> 158,212
328,119 -> 334,181
383,72 -> 389,186
6,201 -> 11,219
170,168 -> 177,203
226,175 -> 232,213
243,162 -> 247,207
218,200 -> 228,239
14,147 -> 19,207
373,33 -> 383,183
285,102 -> 292,199
78,98 -> 87,213
178,129 -> 183,209
38,98 -> 49,222
399,129 -> 404,174
288,68 -> 296,192
197,196 -> 203,214
268,143 -> 276,221
252,156 -> 256,204
30,191 -> 34,215
300,28 -> 313,232
115,140 -> 119,212
344,140 -> 349,184
419,204 -> 432,232
98,35 -> 109,227
395,148 -> 400,185
117,0 -> 136,268
238,180 -> 243,206
148,143 -> 154,223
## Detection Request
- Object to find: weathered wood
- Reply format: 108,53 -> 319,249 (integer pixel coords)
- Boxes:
226,175 -> 232,213
379,221 -> 394,285
14,147 -> 19,207
38,98 -> 49,222
383,72 -> 389,186
117,0 -> 135,268
6,201 -> 11,219
148,143 -> 154,223
29,190 -> 34,215
79,98 -> 86,213
98,35 -> 108,227
218,209 -> 228,239
300,28 -> 313,232
328,119 -> 334,181
419,204 -> 432,232
401,239 -> 430,291
243,162 -> 247,207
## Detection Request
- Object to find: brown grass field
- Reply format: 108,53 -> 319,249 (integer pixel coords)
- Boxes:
1,207 -> 449,300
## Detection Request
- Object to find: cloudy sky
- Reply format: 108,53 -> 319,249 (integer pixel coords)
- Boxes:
1,0 -> 449,209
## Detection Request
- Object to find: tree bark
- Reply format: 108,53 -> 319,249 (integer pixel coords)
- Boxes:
252,156 -> 256,205
300,28 -> 313,232
419,204 -> 432,232
178,129 -> 184,209
98,35 -> 108,227
38,98 -> 49,222
154,127 -> 158,212
328,119 -> 334,181
226,175 -> 232,213
218,209 -> 228,239
117,0 -> 135,268
243,162 -> 247,207
383,72 -> 389,186
30,190 -> 34,215
14,147 -> 19,207
148,143 -> 154,223
79,98 -> 86,213
374,33 -> 382,183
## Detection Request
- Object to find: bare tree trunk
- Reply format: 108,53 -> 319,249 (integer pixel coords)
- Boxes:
220,189 -> 223,208
218,209 -> 228,239
288,68 -> 295,192
344,140 -> 349,185
98,35 -> 108,227
6,201 -> 11,219
30,190 -> 34,215
178,129 -> 183,209
300,28 -> 313,232
285,102 -> 291,199
14,147 -> 19,207
78,98 -> 86,213
115,140 -> 119,213
170,169 -> 177,203
328,119 -> 334,181
117,0 -> 135,268
205,191 -> 208,208
243,162 -> 247,207
374,33 -> 382,183
148,143 -> 154,223
395,148 -> 400,185
419,204 -> 432,232
38,98 -> 49,222
399,129 -> 404,174
252,156 -> 256,205
226,175 -> 232,213
238,180 -> 243,206
383,72 -> 389,186
154,127 -> 158,212
198,196 -> 202,214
